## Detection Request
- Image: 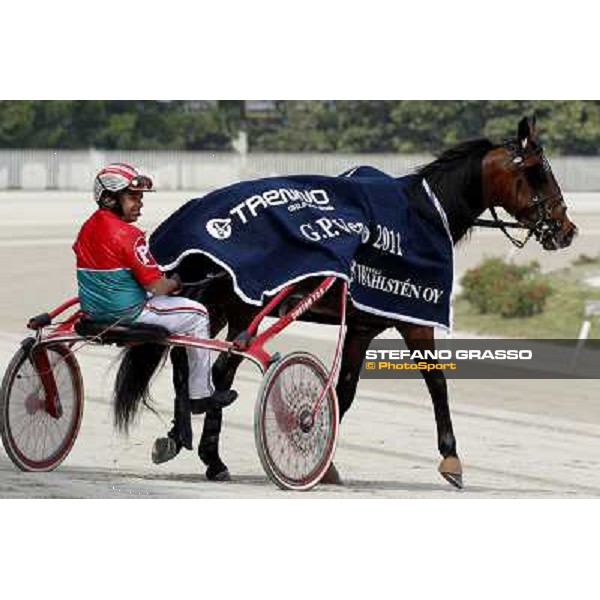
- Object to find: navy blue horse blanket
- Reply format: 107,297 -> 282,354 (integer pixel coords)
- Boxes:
149,166 -> 454,330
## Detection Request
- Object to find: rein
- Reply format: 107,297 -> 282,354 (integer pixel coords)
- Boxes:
473,208 -> 534,249
473,190 -> 564,249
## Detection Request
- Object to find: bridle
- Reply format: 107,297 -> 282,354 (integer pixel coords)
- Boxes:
473,144 -> 565,249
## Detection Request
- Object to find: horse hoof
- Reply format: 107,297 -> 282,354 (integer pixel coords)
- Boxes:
206,462 -> 231,482
438,457 -> 463,489
319,462 -> 343,485
441,472 -> 463,489
151,437 -> 181,465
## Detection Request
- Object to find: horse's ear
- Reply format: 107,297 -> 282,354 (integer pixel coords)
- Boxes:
518,116 -> 530,150
530,112 -> 538,141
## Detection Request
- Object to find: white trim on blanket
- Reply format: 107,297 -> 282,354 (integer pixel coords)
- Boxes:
421,178 -> 456,334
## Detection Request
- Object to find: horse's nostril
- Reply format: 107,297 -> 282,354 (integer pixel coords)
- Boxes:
561,229 -> 575,247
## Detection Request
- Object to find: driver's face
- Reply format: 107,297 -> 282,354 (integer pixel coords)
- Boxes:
120,191 -> 144,223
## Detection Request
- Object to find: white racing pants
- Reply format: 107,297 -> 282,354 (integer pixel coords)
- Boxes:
134,295 -> 214,399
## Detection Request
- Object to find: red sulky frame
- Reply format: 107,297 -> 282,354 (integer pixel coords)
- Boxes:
3,275 -> 347,488
27,275 -> 347,402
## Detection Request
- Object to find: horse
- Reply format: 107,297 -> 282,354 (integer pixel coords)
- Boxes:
113,115 -> 577,488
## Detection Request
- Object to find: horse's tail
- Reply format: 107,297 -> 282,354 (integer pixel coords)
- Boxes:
113,343 -> 169,433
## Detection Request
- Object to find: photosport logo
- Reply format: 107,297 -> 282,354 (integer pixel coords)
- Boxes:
361,339 -> 600,379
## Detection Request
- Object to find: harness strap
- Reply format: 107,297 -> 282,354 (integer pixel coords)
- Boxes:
473,207 -> 535,249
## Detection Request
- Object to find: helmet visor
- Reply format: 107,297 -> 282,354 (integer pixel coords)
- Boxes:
127,175 -> 154,192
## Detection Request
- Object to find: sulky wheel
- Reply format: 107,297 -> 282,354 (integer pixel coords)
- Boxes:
0,339 -> 84,471
254,351 -> 338,491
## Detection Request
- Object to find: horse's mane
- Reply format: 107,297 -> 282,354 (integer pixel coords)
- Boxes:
417,139 -> 495,179
416,138 -> 496,243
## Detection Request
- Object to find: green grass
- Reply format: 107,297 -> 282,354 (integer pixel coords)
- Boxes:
454,262 -> 600,339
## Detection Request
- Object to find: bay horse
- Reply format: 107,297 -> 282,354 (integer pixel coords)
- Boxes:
113,116 -> 577,488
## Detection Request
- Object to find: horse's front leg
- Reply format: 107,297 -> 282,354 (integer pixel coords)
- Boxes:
398,324 -> 463,489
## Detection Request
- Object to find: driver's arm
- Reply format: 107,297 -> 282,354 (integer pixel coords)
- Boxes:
122,232 -> 182,296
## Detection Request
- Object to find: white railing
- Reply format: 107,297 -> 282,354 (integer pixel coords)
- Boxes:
1,149 -> 600,191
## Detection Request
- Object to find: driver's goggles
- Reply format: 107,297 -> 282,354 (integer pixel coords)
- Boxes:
127,175 -> 154,192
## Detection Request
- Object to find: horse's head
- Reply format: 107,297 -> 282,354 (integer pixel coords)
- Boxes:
482,116 -> 577,250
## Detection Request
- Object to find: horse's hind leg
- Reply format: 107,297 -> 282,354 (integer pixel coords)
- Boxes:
171,347 -> 193,449
197,331 -> 245,481
320,324 -> 385,484
398,324 -> 463,489
336,325 -> 385,420
212,350 -> 244,392
151,347 -> 192,465
198,408 -> 230,481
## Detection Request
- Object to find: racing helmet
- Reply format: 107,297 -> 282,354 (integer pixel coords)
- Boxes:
93,163 -> 154,209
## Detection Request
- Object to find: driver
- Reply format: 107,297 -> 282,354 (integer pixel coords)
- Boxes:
73,163 -> 237,446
